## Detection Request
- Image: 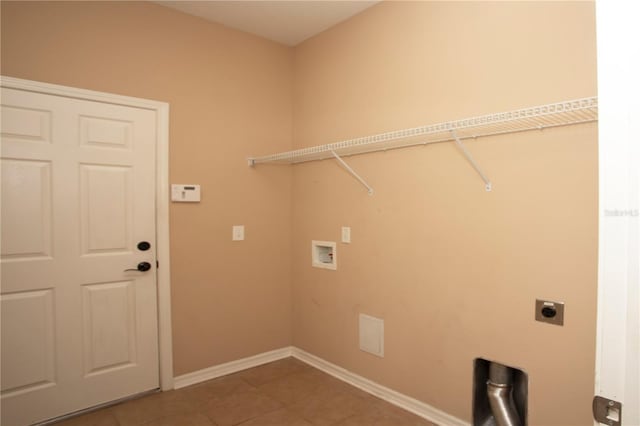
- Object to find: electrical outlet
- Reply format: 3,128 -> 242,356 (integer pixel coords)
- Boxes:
535,299 -> 564,326
341,226 -> 351,243
232,225 -> 244,241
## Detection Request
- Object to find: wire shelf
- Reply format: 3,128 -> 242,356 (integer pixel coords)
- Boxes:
248,97 -> 598,166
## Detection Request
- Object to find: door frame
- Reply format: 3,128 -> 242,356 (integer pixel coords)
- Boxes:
595,1 -> 639,424
0,76 -> 174,391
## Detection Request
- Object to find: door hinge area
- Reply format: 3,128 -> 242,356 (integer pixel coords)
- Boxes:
156,260 -> 159,269
593,396 -> 622,426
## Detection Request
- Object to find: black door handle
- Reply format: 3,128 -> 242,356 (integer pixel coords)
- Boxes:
124,262 -> 152,272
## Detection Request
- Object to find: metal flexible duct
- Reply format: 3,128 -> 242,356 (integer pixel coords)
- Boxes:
487,363 -> 521,426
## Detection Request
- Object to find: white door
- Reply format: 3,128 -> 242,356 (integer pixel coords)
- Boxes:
595,1 -> 640,425
1,87 -> 160,425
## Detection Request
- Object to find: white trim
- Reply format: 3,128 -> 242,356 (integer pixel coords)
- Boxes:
291,348 -> 470,426
0,76 -> 167,110
173,347 -> 293,389
155,101 -> 174,391
0,76 -> 175,391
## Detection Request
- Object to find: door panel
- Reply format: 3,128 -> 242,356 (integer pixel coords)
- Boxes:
0,105 -> 51,144
82,281 -> 137,376
0,289 -> 56,394
79,115 -> 132,150
1,159 -> 53,259
1,87 -> 159,425
80,164 -> 133,254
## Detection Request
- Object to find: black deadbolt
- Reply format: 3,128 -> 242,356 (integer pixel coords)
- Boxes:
541,306 -> 557,318
137,241 -> 151,251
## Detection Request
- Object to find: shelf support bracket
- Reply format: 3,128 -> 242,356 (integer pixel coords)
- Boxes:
450,130 -> 492,192
330,150 -> 374,195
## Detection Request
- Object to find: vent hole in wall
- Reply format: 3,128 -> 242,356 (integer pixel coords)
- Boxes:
359,313 -> 384,357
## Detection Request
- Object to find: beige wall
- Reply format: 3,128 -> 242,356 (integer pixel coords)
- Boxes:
291,2 -> 597,425
2,1 -> 599,424
1,1 -> 294,376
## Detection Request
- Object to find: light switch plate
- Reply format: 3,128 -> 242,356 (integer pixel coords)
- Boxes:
232,225 -> 245,241
341,226 -> 351,243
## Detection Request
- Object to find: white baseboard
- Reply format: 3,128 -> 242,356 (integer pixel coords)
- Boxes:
173,346 -> 469,426
173,347 -> 292,389
290,347 -> 470,426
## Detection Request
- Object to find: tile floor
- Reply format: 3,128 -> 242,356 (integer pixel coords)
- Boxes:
53,357 -> 437,426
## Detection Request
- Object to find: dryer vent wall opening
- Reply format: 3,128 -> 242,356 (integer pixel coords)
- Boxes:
473,358 -> 528,426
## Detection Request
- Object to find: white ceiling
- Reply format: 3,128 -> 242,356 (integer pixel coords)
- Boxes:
155,1 -> 381,46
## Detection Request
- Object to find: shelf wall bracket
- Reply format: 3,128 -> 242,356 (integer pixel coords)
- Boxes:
450,130 -> 493,192
330,150 -> 374,195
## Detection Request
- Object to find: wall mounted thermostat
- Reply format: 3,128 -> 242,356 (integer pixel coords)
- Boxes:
171,184 -> 201,202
